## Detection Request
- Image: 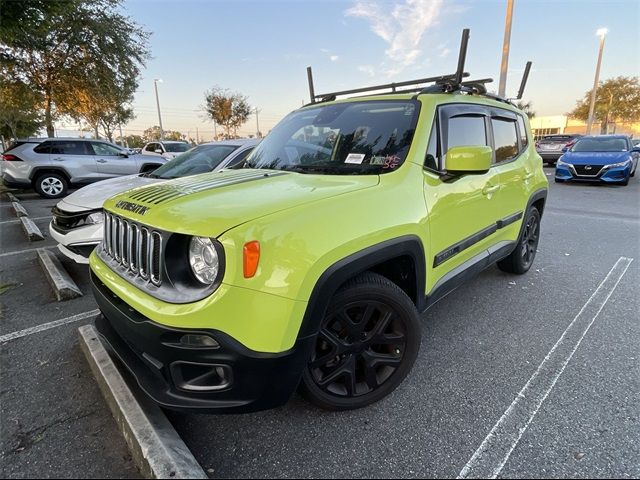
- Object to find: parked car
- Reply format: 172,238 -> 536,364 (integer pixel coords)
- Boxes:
49,139 -> 258,264
141,141 -> 190,160
1,138 -> 168,199
89,66 -> 548,413
555,135 -> 639,185
535,134 -> 582,166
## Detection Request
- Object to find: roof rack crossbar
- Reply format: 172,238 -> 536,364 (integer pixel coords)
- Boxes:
312,72 -> 470,101
516,61 -> 532,100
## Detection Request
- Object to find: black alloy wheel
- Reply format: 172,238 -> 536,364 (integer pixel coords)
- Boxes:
497,207 -> 541,275
520,211 -> 540,270
301,272 -> 420,410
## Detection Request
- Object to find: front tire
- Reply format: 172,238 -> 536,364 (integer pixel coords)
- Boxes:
497,207 -> 541,275
300,272 -> 421,411
34,172 -> 68,199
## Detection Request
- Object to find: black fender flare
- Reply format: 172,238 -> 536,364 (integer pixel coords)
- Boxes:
297,235 -> 426,340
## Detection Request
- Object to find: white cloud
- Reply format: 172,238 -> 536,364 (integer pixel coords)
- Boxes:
345,0 -> 444,76
439,47 -> 451,58
358,65 -> 376,77
330,55 -> 340,62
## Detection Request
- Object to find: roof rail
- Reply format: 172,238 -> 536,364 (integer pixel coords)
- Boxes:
305,29 -> 533,108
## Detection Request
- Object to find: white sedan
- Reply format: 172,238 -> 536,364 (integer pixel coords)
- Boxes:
49,139 -> 258,263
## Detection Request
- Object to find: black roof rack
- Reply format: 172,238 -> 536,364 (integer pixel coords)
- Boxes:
305,29 -> 533,108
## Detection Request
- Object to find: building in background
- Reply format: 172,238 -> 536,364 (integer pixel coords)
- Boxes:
530,116 -> 640,140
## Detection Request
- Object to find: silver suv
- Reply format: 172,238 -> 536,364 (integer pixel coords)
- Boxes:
1,138 -> 168,198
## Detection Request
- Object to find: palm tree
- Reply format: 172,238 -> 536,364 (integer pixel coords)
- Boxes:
515,101 -> 536,119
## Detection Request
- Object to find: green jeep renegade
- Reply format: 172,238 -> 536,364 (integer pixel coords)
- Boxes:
89,34 -> 547,413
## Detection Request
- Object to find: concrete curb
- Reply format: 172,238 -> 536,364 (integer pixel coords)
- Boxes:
6,192 -> 19,202
20,216 -> 45,241
12,201 -> 29,217
78,324 -> 208,480
37,248 -> 83,301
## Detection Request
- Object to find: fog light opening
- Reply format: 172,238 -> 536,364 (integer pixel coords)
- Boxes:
179,334 -> 220,349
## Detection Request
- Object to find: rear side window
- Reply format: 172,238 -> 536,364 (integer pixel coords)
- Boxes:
517,115 -> 528,148
33,142 -> 51,154
447,115 -> 487,151
492,118 -> 519,163
49,141 -> 90,155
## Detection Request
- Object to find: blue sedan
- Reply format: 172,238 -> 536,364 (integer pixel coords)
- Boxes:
555,135 -> 639,186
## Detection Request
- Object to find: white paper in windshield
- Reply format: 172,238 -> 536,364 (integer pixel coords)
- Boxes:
345,153 -> 366,164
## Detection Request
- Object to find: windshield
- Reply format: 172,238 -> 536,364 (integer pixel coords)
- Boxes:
164,143 -> 190,153
245,100 -> 418,175
151,145 -> 238,179
572,137 -> 628,152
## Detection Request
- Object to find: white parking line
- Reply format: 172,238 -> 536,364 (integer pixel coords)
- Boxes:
0,246 -> 54,258
457,256 -> 634,479
0,309 -> 100,343
0,215 -> 51,225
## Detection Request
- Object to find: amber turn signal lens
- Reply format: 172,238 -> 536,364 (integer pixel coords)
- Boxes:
243,241 -> 260,278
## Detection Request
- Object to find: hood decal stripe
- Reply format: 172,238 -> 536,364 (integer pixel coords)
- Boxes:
125,170 -> 288,206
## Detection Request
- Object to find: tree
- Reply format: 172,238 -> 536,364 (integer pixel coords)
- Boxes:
142,126 -> 184,142
203,87 -> 252,137
119,134 -> 145,148
569,76 -> 640,133
0,0 -> 150,137
0,80 -> 43,145
515,101 -> 536,119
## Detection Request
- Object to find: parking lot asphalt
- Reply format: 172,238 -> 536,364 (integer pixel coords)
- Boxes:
0,168 -> 638,478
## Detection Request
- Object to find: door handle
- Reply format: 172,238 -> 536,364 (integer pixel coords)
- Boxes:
53,157 -> 64,161
97,159 -> 108,163
524,172 -> 534,180
482,184 -> 500,196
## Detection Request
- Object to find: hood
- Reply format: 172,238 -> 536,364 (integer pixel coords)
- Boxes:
60,174 -> 163,211
104,169 -> 379,237
562,151 -> 631,165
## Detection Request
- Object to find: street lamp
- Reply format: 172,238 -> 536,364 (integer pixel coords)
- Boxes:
153,78 -> 164,141
586,28 -> 608,135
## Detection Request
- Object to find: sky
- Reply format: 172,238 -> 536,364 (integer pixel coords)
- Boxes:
58,0 -> 640,141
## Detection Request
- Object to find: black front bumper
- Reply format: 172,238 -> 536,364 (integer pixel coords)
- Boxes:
91,272 -> 315,414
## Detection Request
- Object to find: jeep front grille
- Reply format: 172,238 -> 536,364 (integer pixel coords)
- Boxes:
103,212 -> 163,286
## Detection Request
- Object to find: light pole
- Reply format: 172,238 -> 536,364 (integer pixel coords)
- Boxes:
586,28 -> 607,135
498,0 -> 515,97
153,78 -> 164,141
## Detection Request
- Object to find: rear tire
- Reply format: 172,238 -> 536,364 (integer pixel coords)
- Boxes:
300,272 -> 421,411
497,207 -> 541,275
34,172 -> 68,199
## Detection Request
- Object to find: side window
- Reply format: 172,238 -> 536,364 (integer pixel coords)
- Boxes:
91,142 -> 122,156
425,123 -> 439,171
145,143 -> 156,152
492,118 -> 519,163
33,142 -> 51,154
227,147 -> 254,168
49,141 -> 90,155
447,115 -> 487,151
517,115 -> 529,148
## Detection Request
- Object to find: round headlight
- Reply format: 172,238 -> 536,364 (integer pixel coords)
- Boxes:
86,212 -> 104,225
189,237 -> 220,285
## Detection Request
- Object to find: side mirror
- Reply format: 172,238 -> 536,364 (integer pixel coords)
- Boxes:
561,147 -> 569,153
119,152 -> 129,158
631,147 -> 640,154
445,145 -> 492,175
155,149 -> 163,154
